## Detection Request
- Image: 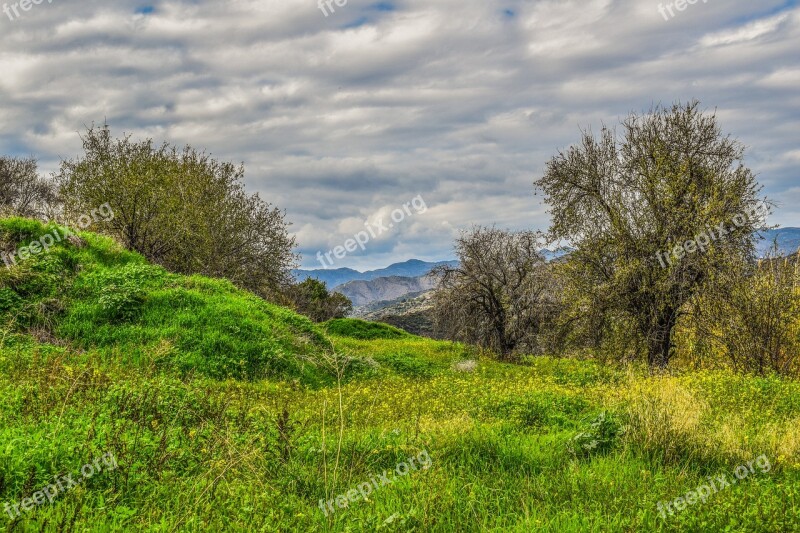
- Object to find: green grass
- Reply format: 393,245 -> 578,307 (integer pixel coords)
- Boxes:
0,218 -> 334,384
1,218 -> 799,531
323,318 -> 411,340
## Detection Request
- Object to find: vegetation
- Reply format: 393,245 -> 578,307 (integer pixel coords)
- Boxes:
287,278 -> 353,323
56,124 -> 297,300
535,102 -> 768,369
687,248 -> 800,376
0,218 -> 332,384
0,156 -> 57,220
432,227 -> 557,360
1,103 -> 799,531
322,318 -> 410,340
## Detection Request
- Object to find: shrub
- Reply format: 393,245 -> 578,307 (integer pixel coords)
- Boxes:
568,411 -> 623,458
622,377 -> 708,463
286,278 -> 352,322
376,351 -> 436,378
323,318 -> 410,340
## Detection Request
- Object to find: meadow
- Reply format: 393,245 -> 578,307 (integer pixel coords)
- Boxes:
1,218 -> 799,532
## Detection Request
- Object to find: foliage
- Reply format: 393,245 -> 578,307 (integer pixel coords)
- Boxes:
287,278 -> 353,322
568,411 -> 623,458
536,101 -> 768,369
0,156 -> 58,220
0,218 -> 799,531
691,249 -> 800,376
323,318 -> 410,340
374,351 -> 437,378
1,330 -> 800,531
55,123 -> 297,300
0,217 -> 333,383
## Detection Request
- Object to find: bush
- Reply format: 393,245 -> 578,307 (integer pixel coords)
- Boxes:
376,351 -> 436,378
286,278 -> 352,322
622,377 -> 708,464
568,412 -> 623,458
323,318 -> 410,340
56,124 -> 297,300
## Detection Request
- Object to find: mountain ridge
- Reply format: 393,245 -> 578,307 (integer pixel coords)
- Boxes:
334,274 -> 438,308
293,259 -> 457,288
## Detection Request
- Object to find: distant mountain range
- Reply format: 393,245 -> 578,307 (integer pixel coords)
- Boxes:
292,259 -> 458,288
293,228 -> 799,322
756,228 -> 800,257
335,274 -> 438,308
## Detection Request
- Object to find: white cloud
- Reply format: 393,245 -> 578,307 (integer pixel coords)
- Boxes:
0,0 -> 798,269
700,13 -> 790,47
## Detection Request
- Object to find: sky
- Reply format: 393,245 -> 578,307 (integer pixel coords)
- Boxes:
1,0 -> 798,270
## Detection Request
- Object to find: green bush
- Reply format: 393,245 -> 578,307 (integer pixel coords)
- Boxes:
568,411 -> 624,458
376,351 -> 436,378
324,318 -> 410,340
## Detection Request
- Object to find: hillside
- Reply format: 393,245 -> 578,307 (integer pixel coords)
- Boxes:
2,219 -> 800,532
0,217 -> 335,384
360,291 -> 440,338
334,274 -> 437,308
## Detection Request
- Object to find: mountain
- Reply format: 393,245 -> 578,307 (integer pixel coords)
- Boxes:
361,291 -> 440,338
293,259 -> 458,288
295,228 -> 800,308
291,267 -> 362,288
756,228 -> 800,257
334,275 -> 438,308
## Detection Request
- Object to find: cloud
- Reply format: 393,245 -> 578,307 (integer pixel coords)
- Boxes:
700,12 -> 790,47
0,0 -> 798,269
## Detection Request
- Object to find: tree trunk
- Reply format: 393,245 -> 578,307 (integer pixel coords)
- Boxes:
647,310 -> 677,370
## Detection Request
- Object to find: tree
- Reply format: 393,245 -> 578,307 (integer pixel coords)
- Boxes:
287,278 -> 352,322
535,102 -> 768,369
0,156 -> 57,219
431,226 -> 556,360
56,124 -> 297,299
691,247 -> 800,376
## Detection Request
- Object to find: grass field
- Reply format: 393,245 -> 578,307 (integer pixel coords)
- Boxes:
1,218 -> 800,532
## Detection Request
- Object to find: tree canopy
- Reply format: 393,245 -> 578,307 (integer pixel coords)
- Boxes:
56,124 -> 297,299
535,102 -> 768,368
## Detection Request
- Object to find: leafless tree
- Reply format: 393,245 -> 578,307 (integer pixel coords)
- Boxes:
431,226 -> 558,360
0,156 -> 58,219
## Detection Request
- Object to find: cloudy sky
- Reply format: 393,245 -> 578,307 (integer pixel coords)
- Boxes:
1,0 -> 798,270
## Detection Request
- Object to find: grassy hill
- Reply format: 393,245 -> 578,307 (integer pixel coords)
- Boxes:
0,217 -> 336,385
1,218 -> 800,531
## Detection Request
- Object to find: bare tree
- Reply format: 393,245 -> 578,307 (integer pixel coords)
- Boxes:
432,226 -> 556,360
536,102 -> 768,369
0,156 -> 58,219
